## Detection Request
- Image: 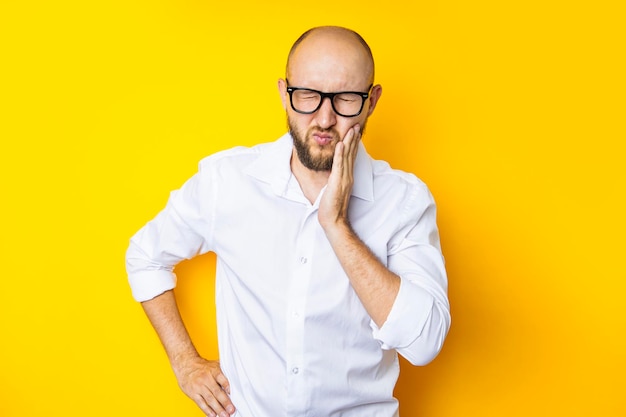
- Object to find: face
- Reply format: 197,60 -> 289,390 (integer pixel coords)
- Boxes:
279,30 -> 382,172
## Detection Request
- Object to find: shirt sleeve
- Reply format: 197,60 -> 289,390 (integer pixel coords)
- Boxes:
125,161 -> 215,302
370,184 -> 451,366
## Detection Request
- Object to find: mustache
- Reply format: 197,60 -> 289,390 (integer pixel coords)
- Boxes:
309,128 -> 340,140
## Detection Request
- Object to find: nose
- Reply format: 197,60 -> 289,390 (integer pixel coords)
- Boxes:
313,96 -> 337,129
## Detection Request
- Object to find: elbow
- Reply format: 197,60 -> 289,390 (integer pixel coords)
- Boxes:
400,309 -> 451,366
401,335 -> 445,366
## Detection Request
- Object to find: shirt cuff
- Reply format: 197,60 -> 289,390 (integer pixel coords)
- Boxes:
370,276 -> 434,349
128,269 -> 177,302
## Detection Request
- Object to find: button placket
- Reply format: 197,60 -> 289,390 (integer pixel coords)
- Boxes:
284,209 -> 316,414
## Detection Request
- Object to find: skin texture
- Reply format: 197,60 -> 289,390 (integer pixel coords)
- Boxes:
141,26 -> 398,417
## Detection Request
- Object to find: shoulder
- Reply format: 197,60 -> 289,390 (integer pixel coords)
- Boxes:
371,159 -> 434,204
198,142 -> 268,169
197,135 -> 288,173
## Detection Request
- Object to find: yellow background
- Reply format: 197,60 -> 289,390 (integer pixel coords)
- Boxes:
1,0 -> 624,416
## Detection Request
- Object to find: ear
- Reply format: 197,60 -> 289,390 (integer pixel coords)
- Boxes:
366,84 -> 383,117
277,78 -> 288,110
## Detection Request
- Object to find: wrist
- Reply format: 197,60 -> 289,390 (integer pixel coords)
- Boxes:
170,346 -> 201,370
321,217 -> 354,242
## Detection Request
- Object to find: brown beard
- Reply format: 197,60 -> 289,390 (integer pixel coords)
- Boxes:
288,118 -> 337,172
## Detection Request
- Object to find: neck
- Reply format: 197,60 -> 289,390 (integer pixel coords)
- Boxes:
290,149 -> 330,204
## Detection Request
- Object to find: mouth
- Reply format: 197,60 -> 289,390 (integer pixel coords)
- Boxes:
311,132 -> 335,146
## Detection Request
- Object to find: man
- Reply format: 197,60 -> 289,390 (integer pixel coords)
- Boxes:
126,26 -> 450,417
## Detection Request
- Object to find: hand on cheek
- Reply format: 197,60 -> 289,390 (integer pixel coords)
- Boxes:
319,124 -> 361,231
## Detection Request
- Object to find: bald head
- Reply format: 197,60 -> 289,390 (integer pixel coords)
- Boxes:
286,26 -> 375,88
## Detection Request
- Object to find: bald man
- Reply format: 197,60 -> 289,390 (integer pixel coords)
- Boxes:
126,26 -> 450,417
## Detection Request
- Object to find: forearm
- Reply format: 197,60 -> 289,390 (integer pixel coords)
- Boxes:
331,226 -> 450,365
324,222 -> 400,327
141,290 -> 200,368
141,291 -> 235,416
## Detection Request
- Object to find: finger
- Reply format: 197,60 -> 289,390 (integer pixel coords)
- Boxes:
343,129 -> 353,160
352,124 -> 361,153
330,140 -> 344,181
211,382 -> 236,414
208,363 -> 231,395
201,388 -> 234,417
342,125 -> 355,148
193,392 -> 217,417
195,370 -> 235,417
349,124 -> 360,158
348,123 -> 360,142
206,374 -> 236,416
215,372 -> 231,395
338,128 -> 353,172
344,125 -> 359,177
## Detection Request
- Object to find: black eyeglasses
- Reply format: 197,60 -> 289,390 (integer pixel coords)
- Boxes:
286,79 -> 373,117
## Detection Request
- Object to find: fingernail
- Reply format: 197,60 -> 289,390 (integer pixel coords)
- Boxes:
227,405 -> 236,413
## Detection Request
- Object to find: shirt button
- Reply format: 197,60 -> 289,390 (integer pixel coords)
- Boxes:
292,367 -> 299,374
300,257 -> 308,264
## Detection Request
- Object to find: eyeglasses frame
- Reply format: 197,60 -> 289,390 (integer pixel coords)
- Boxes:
285,80 -> 373,118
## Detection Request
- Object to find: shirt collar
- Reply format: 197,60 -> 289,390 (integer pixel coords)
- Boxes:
245,132 -> 374,202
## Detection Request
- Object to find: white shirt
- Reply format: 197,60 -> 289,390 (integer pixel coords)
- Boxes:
126,133 -> 450,417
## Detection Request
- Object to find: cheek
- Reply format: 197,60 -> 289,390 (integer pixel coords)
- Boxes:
336,117 -> 365,138
288,112 -> 311,131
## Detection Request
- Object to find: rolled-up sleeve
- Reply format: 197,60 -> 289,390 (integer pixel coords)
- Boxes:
126,162 -> 214,302
371,186 -> 451,366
